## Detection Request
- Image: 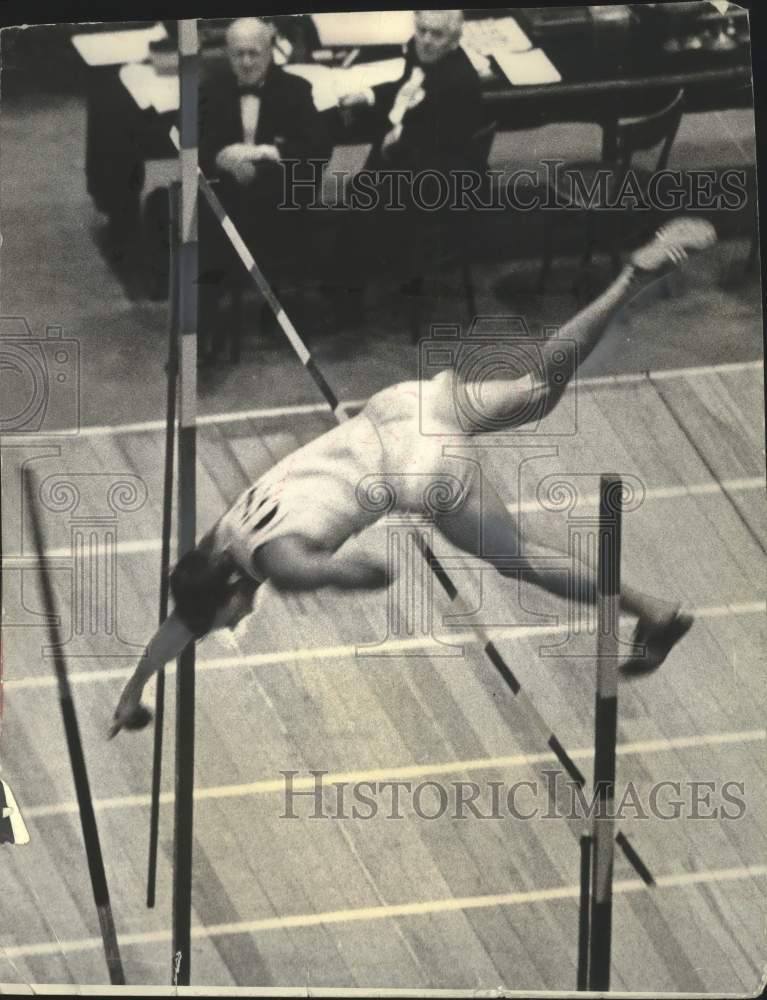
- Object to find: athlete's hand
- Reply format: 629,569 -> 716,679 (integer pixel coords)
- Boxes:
109,676 -> 152,739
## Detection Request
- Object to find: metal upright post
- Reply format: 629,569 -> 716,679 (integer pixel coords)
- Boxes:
172,19 -> 199,987
147,180 -> 181,909
588,475 -> 623,991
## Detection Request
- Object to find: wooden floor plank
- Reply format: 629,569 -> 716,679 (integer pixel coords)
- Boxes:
650,371 -> 765,481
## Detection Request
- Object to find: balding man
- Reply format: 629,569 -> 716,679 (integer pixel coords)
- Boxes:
198,17 -> 332,358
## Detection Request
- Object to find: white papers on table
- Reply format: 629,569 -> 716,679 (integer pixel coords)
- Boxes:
493,48 -> 562,86
311,11 -> 413,47
71,23 -> 167,67
339,57 -> 406,91
461,16 -> 532,55
285,58 -> 405,112
119,62 -> 179,113
461,15 -> 561,86
117,57 -> 405,116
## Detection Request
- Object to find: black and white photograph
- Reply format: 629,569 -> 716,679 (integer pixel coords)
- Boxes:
0,3 -> 764,994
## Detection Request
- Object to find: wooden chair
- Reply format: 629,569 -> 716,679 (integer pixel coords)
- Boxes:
537,89 -> 685,295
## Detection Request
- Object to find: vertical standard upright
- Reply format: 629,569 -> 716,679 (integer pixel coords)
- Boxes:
147,181 -> 182,910
588,474 -> 623,991
172,18 -> 199,987
577,833 -> 592,989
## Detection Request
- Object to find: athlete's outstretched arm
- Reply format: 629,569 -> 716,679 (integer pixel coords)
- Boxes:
261,535 -> 392,593
109,611 -> 194,737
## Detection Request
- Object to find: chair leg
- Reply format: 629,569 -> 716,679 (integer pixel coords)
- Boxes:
572,211 -> 597,297
718,223 -> 760,288
538,211 -> 556,293
460,254 -> 476,322
198,289 -> 217,361
408,275 -> 425,344
608,211 -> 622,275
581,211 -> 597,267
229,287 -> 243,365
746,226 -> 759,273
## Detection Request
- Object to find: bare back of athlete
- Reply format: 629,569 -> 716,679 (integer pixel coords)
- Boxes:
252,363 -> 541,583
254,374 -> 473,589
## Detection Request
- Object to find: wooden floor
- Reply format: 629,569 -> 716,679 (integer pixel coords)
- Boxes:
1,361 -> 765,991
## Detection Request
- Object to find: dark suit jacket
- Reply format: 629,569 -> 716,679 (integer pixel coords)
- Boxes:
198,61 -> 332,281
364,41 -> 484,174
199,61 -> 332,206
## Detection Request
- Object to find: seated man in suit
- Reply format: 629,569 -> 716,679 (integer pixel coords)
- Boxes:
330,10 -> 485,317
345,9 -> 483,173
199,17 -> 332,357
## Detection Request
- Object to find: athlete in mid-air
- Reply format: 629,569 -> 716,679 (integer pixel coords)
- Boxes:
110,217 -> 716,737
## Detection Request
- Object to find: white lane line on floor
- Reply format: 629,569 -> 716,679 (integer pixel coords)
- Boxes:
4,601 -> 765,693
20,729 -> 765,820
43,399 -> 368,440
3,864 -> 765,959
32,359 -> 764,439
5,477 -> 764,562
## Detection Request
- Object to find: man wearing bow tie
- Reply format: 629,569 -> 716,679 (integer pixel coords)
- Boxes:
198,18 -> 332,357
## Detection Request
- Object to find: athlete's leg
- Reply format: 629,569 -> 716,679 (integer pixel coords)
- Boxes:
429,218 -> 718,432
434,477 -> 693,668
436,478 -> 672,620
532,218 -> 716,417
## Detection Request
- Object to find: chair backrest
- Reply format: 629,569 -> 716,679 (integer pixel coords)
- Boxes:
604,89 -> 685,172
